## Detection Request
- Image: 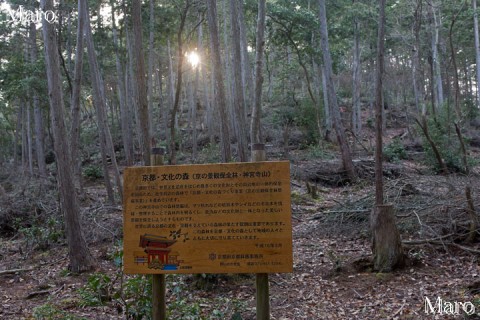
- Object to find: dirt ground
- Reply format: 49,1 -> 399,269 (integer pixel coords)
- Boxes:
1,170 -> 480,320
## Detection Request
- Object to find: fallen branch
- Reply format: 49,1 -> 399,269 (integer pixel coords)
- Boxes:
452,243 -> 480,255
25,289 -> 52,299
0,267 -> 35,276
402,233 -> 454,245
390,301 -> 406,319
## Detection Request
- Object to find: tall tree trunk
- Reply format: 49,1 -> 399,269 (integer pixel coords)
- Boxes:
317,0 -> 356,181
69,0 -> 85,190
449,2 -> 465,120
126,29 -> 142,153
412,0 -> 426,116
473,0 -> 480,108
26,103 -> 33,175
352,0 -> 362,137
250,0 -> 266,145
82,0 -> 123,202
166,39 -> 175,146
372,0 -> 404,272
110,0 -> 133,166
132,0 -> 151,165
40,0 -> 95,273
147,0 -> 155,139
321,63 -> 332,140
237,0 -> 254,114
429,1 -> 444,108
206,0 -> 231,162
229,0 -> 248,162
29,23 -> 47,178
169,1 -> 190,164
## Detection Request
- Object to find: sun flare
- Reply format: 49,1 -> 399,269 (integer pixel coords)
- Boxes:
186,51 -> 200,68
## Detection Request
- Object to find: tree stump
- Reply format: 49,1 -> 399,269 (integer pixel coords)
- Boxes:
371,204 -> 404,272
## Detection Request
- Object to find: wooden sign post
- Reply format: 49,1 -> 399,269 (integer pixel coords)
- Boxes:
123,158 -> 292,318
252,143 -> 269,320
150,147 -> 166,320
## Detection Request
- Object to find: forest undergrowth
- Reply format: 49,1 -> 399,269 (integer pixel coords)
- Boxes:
1,138 -> 480,319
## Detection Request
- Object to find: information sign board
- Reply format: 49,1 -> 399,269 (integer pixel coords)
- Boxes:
123,161 -> 292,274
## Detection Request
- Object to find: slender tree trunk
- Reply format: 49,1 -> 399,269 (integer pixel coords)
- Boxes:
473,0 -> 480,107
412,0 -> 426,116
372,0 -> 404,272
26,103 -> 33,175
166,40 -> 175,146
29,23 -> 47,178
352,1 -> 362,136
449,3 -> 465,120
229,0 -> 248,162
40,0 -> 95,273
110,0 -> 133,166
147,0 -> 155,139
207,0 -> 232,162
169,1 -> 190,164
317,0 -> 356,181
126,29 -> 142,155
430,1 -> 444,108
321,63 -> 331,140
82,0 -> 123,202
132,0 -> 151,165
251,0 -> 266,145
237,0 -> 254,114
69,0 -> 85,190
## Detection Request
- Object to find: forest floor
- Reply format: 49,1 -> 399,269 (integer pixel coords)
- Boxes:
1,138 -> 480,319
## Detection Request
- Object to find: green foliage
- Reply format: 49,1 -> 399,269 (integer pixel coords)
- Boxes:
33,303 -> 87,320
272,98 -> 321,147
82,165 -> 103,180
121,275 -> 152,319
19,216 -> 64,251
294,100 -> 321,146
383,138 -> 407,163
419,108 -> 476,173
78,273 -> 113,307
107,240 -> 124,268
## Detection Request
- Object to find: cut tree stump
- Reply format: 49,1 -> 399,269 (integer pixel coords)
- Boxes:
371,204 -> 405,272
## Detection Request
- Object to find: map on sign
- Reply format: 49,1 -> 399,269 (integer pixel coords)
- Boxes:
123,161 -> 293,274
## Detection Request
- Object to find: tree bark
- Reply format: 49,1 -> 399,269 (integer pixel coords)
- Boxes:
40,0 -> 95,273
82,0 -> 123,202
110,0 -> 133,166
412,0 -> 426,116
250,0 -> 266,145
238,0 -> 254,115
371,205 -> 404,272
206,0 -> 231,162
147,0 -> 155,139
132,0 -> 151,165
317,0 -> 356,181
352,1 -> 362,137
229,0 -> 248,162
169,1 -> 190,164
429,1 -> 444,108
449,2 -> 466,120
69,0 -> 85,190
29,23 -> 47,178
473,0 -> 480,108
371,0 -> 404,272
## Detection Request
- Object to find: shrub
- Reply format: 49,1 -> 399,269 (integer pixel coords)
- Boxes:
78,273 -> 113,307
383,138 -> 407,163
82,165 -> 103,180
19,216 -> 64,251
